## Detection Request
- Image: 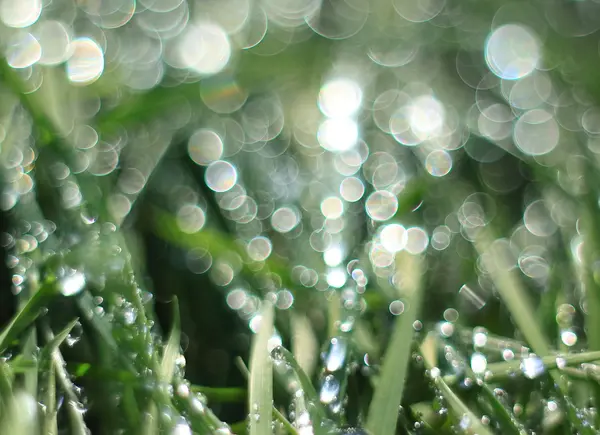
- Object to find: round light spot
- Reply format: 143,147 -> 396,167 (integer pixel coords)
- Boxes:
6,33 -> 41,69
271,206 -> 300,233
326,268 -> 347,288
409,95 -> 445,140
186,248 -> 212,274
380,224 -> 407,253
431,225 -> 451,251
524,200 -> 556,237
425,150 -> 452,177
178,22 -> 231,75
205,160 -> 237,192
35,20 -> 71,66
177,204 -> 206,233
324,246 -> 344,267
320,196 -> 344,219
513,109 -> 559,156
389,300 -> 405,315
188,129 -> 223,166
66,38 -> 104,85
0,0 -> 41,28
247,236 -> 272,261
560,330 -> 577,347
107,194 -> 132,220
317,118 -> 358,152
471,352 -> 487,374
318,78 -> 362,118
365,190 -> 398,222
340,177 -> 365,202
405,227 -> 429,255
485,24 -> 540,80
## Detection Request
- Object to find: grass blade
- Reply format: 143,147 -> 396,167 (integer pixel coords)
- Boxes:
291,313 -> 318,379
248,301 -> 274,435
366,253 -> 424,435
40,319 -> 79,435
236,357 -> 298,434
473,229 -> 551,357
160,296 -> 181,383
420,345 -> 493,435
39,319 -> 79,368
191,386 -> 247,403
0,280 -> 57,353
485,350 -> 600,381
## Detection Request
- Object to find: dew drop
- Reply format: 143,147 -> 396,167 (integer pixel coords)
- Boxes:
520,354 -> 544,379
59,269 -> 86,297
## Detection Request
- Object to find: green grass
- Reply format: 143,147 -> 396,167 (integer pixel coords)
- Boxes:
3,1 -> 600,434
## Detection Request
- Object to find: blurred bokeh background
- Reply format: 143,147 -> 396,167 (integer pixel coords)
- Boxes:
3,0 -> 600,433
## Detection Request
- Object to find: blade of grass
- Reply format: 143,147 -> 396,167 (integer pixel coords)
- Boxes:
191,385 -> 247,403
271,346 -> 328,426
40,319 -> 79,435
443,343 -> 523,435
0,361 -> 13,415
42,364 -> 57,435
248,301 -> 275,435
474,225 -> 596,434
291,313 -> 318,379
473,228 -> 551,357
0,279 -> 57,354
0,390 -> 38,435
159,296 -> 181,383
485,350 -> 600,381
236,357 -> 299,435
39,319 -> 79,367
420,346 -> 493,435
43,322 -> 90,435
366,253 -> 424,435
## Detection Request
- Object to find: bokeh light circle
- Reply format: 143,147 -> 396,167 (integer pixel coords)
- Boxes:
485,24 -> 540,80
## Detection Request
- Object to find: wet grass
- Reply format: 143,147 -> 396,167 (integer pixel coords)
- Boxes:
3,16 -> 600,435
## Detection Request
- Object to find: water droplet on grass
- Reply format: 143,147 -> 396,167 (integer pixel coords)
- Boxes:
59,269 -> 86,296
521,355 -> 544,379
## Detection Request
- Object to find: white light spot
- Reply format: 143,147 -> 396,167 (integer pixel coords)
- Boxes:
271,206 -> 300,233
188,129 -> 224,166
425,150 -> 452,177
521,355 -> 545,379
471,352 -> 487,374
324,246 -> 344,266
320,196 -> 344,219
318,78 -> 362,118
389,300 -> 405,315
340,177 -> 364,202
365,190 -> 398,222
317,118 -> 359,152
514,109 -> 559,156
380,224 -> 407,253
66,38 -> 104,85
6,33 -> 41,69
59,270 -> 86,296
0,0 -> 41,28
326,268 -> 347,288
485,24 -> 540,81
561,330 -> 577,347
247,236 -> 272,261
36,20 -> 71,66
178,22 -> 231,75
171,422 -> 192,435
409,95 -> 445,140
405,227 -> 429,255
205,160 -> 237,192
177,204 -> 206,234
